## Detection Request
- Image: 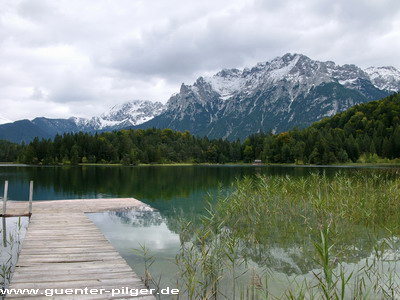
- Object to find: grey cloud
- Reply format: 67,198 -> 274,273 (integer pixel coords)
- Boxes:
31,87 -> 45,100
0,0 -> 399,121
103,2 -> 298,81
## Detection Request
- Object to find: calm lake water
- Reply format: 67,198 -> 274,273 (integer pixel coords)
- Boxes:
1,165 -> 400,297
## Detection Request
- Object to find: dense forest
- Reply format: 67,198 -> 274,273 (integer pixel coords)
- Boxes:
0,139 -> 22,162
1,93 -> 399,165
247,92 -> 400,164
14,129 -> 243,165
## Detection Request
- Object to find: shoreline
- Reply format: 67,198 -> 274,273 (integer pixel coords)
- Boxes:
1,162 -> 400,168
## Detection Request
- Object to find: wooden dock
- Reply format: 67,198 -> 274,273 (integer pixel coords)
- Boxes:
2,198 -> 157,299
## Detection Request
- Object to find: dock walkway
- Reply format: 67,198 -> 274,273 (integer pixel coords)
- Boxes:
2,198 -> 156,299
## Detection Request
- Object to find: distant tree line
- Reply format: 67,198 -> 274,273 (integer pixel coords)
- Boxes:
1,93 -> 399,165
0,140 -> 22,162
16,128 -> 242,165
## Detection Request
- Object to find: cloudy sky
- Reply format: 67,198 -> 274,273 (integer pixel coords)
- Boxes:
1,0 -> 400,121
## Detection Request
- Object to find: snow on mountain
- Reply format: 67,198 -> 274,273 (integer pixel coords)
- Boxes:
0,116 -> 12,125
203,54 -> 397,104
141,53 -> 399,140
202,54 -> 348,104
365,66 -> 400,92
0,100 -> 166,143
101,100 -> 165,126
72,100 -> 166,131
206,69 -> 246,100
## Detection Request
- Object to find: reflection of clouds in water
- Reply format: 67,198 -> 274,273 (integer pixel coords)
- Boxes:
242,242 -> 309,275
254,235 -> 400,281
268,247 -> 303,274
89,208 -> 180,253
96,207 -> 400,286
104,210 -> 400,276
107,207 -> 164,227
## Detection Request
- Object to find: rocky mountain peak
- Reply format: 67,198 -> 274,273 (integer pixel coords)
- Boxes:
101,100 -> 165,122
216,68 -> 242,78
140,53 -> 399,140
70,100 -> 166,132
365,66 -> 400,92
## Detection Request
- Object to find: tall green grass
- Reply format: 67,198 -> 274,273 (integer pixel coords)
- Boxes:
168,171 -> 400,299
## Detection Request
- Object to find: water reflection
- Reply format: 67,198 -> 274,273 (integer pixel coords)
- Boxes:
2,165 -> 397,202
89,208 -> 400,299
88,209 -> 180,295
0,217 -> 28,290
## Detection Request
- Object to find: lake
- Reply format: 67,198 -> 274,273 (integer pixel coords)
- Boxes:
1,164 -> 400,298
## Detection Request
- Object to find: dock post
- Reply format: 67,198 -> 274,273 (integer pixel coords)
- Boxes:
2,181 -> 7,246
2,217 -> 5,247
3,180 -> 8,215
29,180 -> 33,216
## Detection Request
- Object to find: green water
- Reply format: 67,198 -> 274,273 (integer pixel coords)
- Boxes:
1,165 -> 399,298
1,164 -> 395,201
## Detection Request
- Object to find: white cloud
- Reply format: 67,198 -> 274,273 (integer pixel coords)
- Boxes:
0,0 -> 399,121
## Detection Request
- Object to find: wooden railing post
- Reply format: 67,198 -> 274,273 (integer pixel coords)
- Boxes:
2,216 -> 5,247
3,180 -> 8,215
29,180 -> 33,216
2,180 -> 7,246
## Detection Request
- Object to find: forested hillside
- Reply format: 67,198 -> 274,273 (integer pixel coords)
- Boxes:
244,93 -> 400,164
2,93 -> 399,165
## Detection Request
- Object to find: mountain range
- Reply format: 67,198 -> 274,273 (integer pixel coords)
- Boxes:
0,100 -> 165,143
1,53 -> 400,143
134,53 -> 400,139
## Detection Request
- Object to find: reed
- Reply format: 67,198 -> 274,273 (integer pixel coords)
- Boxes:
169,171 -> 400,299
1,217 -> 25,293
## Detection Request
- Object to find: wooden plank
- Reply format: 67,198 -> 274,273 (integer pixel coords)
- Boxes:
19,247 -> 117,252
11,271 -> 137,282
23,234 -> 107,239
17,253 -> 125,259
13,262 -> 133,271
9,277 -> 144,289
25,227 -> 101,231
20,247 -> 116,252
20,242 -> 117,248
21,248 -> 117,255
16,260 -> 130,268
20,242 -> 119,248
